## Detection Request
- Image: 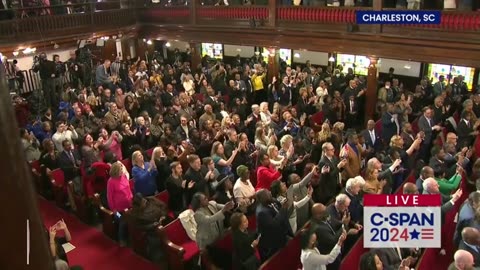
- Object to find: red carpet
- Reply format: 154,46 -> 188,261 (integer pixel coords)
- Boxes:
38,197 -> 160,270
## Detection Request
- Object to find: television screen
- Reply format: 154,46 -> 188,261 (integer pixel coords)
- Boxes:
337,54 -> 355,74
427,64 -> 475,91
201,43 -> 223,59
279,49 -> 292,66
354,56 -> 370,76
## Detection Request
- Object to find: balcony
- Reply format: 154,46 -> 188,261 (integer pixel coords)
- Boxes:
139,3 -> 480,66
0,1 -> 137,46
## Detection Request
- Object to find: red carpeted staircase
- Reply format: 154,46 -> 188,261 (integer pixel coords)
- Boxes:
38,197 -> 161,270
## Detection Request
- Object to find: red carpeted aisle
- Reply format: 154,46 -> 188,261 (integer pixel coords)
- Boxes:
38,197 -> 160,270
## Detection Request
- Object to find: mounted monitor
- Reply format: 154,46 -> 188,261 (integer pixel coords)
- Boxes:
201,43 -> 223,59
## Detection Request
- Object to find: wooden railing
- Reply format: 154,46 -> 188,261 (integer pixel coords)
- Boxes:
139,4 -> 480,33
0,1 -> 137,44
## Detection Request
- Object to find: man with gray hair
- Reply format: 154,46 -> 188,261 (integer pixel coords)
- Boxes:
343,176 -> 365,223
423,177 -> 462,224
448,250 -> 475,270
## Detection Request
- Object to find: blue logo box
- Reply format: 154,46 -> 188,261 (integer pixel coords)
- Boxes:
356,10 -> 441,25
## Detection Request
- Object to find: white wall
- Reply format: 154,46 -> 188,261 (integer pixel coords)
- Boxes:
378,58 -> 421,77
167,40 -> 190,51
292,50 -> 329,65
8,48 -> 76,71
224,45 -> 255,58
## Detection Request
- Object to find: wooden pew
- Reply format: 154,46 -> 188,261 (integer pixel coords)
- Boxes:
93,193 -> 118,240
158,218 -> 200,270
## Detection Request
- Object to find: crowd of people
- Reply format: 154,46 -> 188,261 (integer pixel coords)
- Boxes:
12,45 -> 480,270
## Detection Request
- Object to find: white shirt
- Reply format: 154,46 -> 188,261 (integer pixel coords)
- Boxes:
52,130 -> 78,152
369,130 -> 376,145
301,245 -> 342,270
233,179 -> 255,206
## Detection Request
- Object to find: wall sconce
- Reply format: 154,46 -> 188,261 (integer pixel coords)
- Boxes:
146,40 -> 153,45
12,51 -> 19,57
254,51 -> 260,56
294,53 -> 300,58
328,56 -> 335,62
165,42 -> 171,47
53,43 -> 59,49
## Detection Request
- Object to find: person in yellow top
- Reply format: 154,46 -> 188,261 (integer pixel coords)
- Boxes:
251,67 -> 267,105
149,70 -> 164,89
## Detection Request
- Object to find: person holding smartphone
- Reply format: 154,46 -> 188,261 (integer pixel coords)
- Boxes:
48,219 -> 72,264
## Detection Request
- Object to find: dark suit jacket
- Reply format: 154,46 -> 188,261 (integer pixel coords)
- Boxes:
361,129 -> 382,153
459,241 -> 480,267
58,150 -> 81,181
343,190 -> 363,224
418,115 -> 434,143
311,220 -> 343,270
457,119 -> 474,149
256,203 -> 290,258
317,155 -> 341,204
381,112 -> 400,142
423,190 -> 453,224
175,125 -> 192,141
400,131 -> 415,150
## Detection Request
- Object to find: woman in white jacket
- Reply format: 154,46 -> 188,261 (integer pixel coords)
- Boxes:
300,230 -> 346,270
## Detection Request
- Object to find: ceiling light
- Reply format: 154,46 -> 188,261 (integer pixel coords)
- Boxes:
146,40 -> 153,45
53,43 -> 59,49
12,51 -> 19,57
328,56 -> 335,62
165,42 -> 171,47
23,48 -> 33,54
143,38 -> 146,42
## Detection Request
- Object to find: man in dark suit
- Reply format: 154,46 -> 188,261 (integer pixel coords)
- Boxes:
58,139 -> 82,194
381,103 -> 401,146
345,95 -> 359,130
175,115 -> 193,141
326,194 -> 362,254
317,142 -> 347,204
422,177 -> 462,224
361,120 -> 382,159
459,227 -> 480,267
255,189 -> 291,263
310,203 -> 351,270
418,106 -> 443,161
416,166 -> 434,194
400,122 -> 416,150
161,84 -> 176,108
343,177 -> 365,224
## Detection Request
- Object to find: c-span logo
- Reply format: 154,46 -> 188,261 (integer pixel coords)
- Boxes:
364,194 -> 441,248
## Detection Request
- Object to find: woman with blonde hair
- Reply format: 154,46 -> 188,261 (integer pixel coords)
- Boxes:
279,134 -> 304,177
182,74 -> 195,96
267,145 -> 287,171
317,122 -> 332,145
331,122 -> 345,152
107,161 -> 132,245
254,127 -> 276,152
132,150 -> 158,196
363,167 -> 386,194
259,102 -> 272,125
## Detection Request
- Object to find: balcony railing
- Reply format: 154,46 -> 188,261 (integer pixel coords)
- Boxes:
0,1 -> 137,44
139,4 -> 480,32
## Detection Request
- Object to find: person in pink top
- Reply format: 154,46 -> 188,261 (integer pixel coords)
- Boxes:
256,153 -> 282,191
107,161 -> 132,212
99,128 -> 124,160
107,161 -> 132,246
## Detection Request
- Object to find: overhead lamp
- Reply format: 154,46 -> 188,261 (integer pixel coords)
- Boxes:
165,42 -> 171,47
53,43 -> 59,49
328,56 -> 335,62
146,40 -> 153,45
294,53 -> 300,58
12,51 -> 19,57
143,38 -> 147,42
254,51 -> 260,56
23,47 -> 34,54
